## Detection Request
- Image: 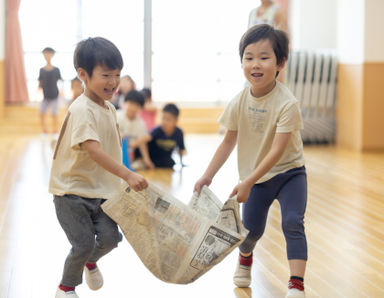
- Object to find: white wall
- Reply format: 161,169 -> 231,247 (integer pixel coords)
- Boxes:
337,0 -> 365,64
291,0 -> 383,63
0,0 -> 5,60
290,0 -> 338,51
364,0 -> 384,62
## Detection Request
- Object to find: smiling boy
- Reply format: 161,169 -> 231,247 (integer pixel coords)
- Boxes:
50,37 -> 148,298
194,25 -> 307,297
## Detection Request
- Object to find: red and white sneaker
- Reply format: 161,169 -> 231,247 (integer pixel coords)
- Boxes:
233,253 -> 253,288
55,288 -> 79,298
285,278 -> 305,298
84,264 -> 103,291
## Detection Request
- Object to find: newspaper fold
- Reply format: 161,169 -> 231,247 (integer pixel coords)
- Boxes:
102,183 -> 248,284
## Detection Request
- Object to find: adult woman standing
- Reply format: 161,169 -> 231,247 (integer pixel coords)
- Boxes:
248,0 -> 288,32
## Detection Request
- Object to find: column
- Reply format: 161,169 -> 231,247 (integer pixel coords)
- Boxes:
361,0 -> 384,150
337,0 -> 384,151
143,0 -> 152,88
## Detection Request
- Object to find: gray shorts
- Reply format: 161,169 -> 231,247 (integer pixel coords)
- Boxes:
40,98 -> 59,115
54,194 -> 122,287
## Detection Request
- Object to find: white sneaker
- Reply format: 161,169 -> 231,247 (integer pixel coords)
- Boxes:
233,261 -> 252,288
131,159 -> 147,171
285,288 -> 305,298
55,288 -> 79,298
84,266 -> 103,290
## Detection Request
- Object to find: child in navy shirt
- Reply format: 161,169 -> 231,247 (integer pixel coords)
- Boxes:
136,103 -> 185,168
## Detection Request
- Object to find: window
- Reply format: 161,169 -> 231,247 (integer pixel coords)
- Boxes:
20,0 -> 259,104
20,0 -> 144,102
152,0 -> 258,104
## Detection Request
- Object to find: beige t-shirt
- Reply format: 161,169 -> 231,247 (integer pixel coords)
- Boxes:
116,110 -> 148,143
219,81 -> 305,183
49,94 -> 122,200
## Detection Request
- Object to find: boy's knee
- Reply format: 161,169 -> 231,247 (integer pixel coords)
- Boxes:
73,239 -> 95,259
99,231 -> 122,249
282,214 -> 304,235
243,219 -> 265,239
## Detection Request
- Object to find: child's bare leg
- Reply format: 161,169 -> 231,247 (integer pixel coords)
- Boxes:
40,114 -> 48,133
52,114 -> 59,133
289,259 -> 306,277
239,251 -> 252,257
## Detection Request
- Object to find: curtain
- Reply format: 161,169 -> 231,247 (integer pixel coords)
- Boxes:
5,0 -> 29,103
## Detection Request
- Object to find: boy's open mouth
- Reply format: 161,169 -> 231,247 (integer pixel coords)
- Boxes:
104,88 -> 115,94
252,73 -> 263,78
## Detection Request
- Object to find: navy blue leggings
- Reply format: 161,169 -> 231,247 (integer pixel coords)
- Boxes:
239,166 -> 308,260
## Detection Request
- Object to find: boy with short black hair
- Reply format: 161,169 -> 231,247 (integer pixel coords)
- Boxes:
39,47 -> 62,134
194,24 -> 307,298
117,90 -> 154,170
146,103 -> 186,168
162,103 -> 179,118
50,37 -> 148,298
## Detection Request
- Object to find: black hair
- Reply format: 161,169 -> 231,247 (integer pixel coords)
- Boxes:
42,47 -> 55,53
140,88 -> 152,100
239,24 -> 289,66
162,103 -> 179,118
124,90 -> 145,107
73,37 -> 123,77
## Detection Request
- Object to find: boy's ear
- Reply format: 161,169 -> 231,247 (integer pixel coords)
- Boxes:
77,68 -> 88,83
277,59 -> 287,71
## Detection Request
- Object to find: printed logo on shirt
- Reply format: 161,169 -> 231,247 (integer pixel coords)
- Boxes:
248,107 -> 267,113
156,139 -> 176,151
247,106 -> 268,133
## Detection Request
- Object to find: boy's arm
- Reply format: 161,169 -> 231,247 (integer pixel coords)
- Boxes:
178,149 -> 186,167
179,149 -> 186,157
82,140 -> 148,192
138,143 -> 155,169
38,69 -> 42,89
194,130 -> 237,194
130,134 -> 152,149
274,8 -> 289,34
230,132 -> 291,202
177,129 -> 186,163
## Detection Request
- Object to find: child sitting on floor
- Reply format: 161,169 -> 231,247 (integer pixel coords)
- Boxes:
116,90 -> 154,170
136,103 -> 186,168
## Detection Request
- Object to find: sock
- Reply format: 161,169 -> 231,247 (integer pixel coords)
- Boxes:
59,284 -> 75,292
85,262 -> 97,270
290,276 -> 304,282
288,276 -> 304,291
239,253 -> 253,266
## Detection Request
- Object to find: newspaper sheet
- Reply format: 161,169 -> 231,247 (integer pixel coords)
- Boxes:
102,183 -> 248,284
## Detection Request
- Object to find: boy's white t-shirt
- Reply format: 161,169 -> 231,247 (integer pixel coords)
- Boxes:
219,81 -> 305,183
116,110 -> 148,142
49,94 -> 122,200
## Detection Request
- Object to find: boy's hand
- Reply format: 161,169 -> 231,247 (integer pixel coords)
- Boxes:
229,179 -> 254,203
194,176 -> 212,195
144,158 -> 155,170
125,172 -> 148,192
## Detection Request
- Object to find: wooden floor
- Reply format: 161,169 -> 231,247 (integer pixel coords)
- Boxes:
0,134 -> 384,298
